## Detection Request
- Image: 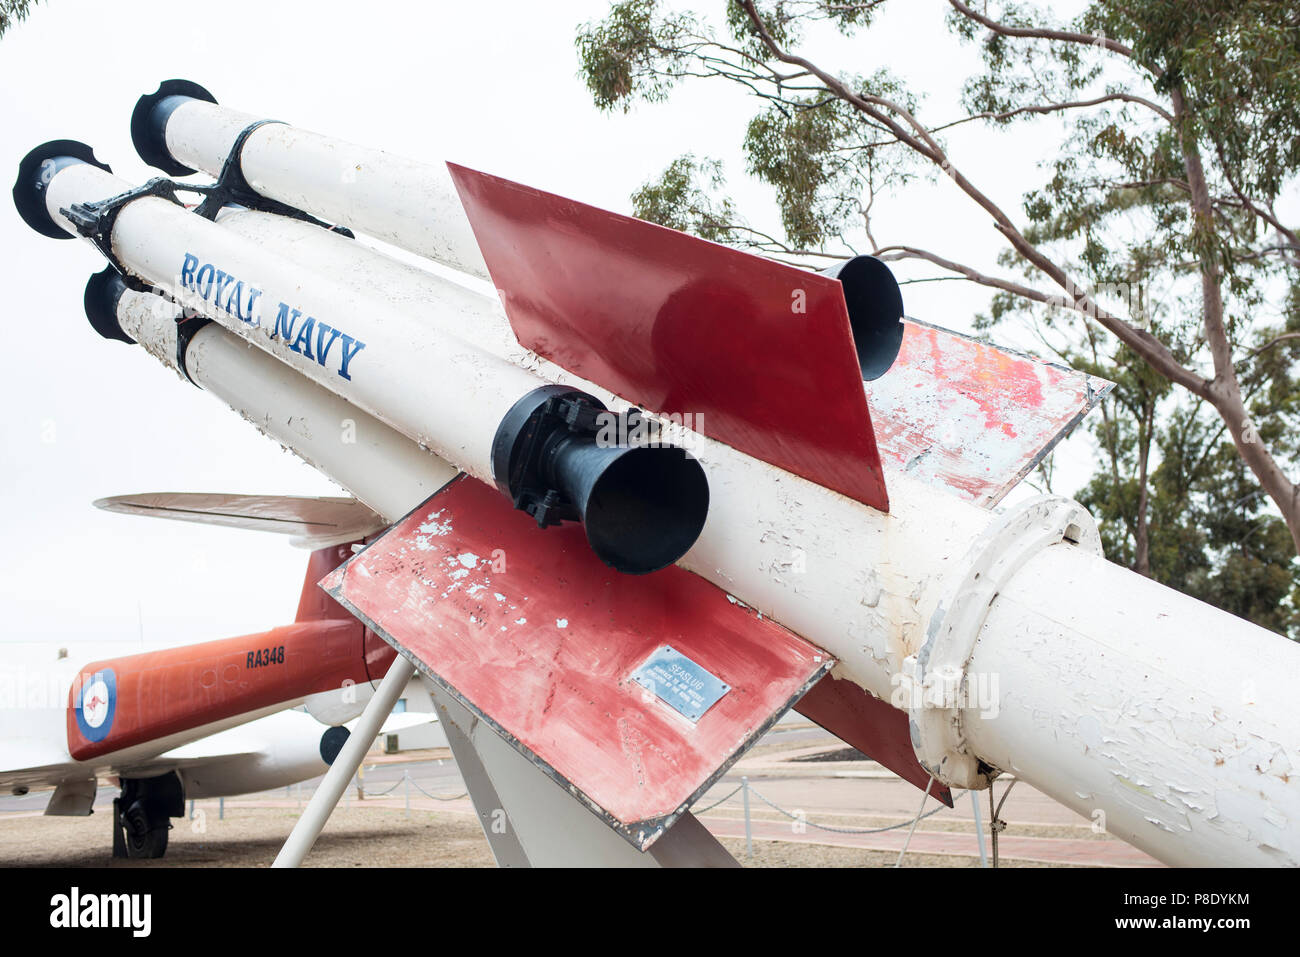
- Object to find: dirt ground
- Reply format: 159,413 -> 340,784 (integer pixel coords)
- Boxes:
0,805 -> 1057,868
0,807 -> 491,868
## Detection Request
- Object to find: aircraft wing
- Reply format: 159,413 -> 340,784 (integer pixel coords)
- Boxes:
368,712 -> 438,735
110,709 -> 436,779
93,492 -> 388,548
0,743 -> 80,783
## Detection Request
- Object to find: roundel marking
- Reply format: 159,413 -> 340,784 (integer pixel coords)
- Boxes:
75,668 -> 117,743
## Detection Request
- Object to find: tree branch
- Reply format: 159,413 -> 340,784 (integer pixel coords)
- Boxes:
736,0 -> 1206,398
946,0 -> 1140,61
1170,84 -> 1300,550
927,92 -> 1173,132
1212,140 -> 1300,253
1244,332 -> 1300,361
872,244 -> 1054,302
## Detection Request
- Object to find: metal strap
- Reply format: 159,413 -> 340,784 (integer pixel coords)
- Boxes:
61,178 -> 185,291
192,119 -> 353,237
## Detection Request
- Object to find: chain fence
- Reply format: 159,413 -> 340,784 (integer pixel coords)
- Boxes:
743,781 -> 947,835
222,761 -> 999,866
341,768 -> 470,803
343,768 -> 953,849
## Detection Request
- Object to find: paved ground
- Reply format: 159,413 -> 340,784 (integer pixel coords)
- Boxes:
0,724 -> 1158,867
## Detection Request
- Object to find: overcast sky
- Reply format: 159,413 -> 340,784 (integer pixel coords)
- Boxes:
1,0 -> 1103,649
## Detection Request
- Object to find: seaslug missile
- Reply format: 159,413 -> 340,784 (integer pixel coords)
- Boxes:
19,94 -> 1300,866
17,143 -> 708,575
86,268 -> 741,865
133,130 -> 1300,863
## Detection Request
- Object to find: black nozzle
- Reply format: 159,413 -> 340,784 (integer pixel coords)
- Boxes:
546,438 -> 710,575
822,255 -> 905,381
131,79 -> 217,176
319,726 -> 350,765
84,267 -> 134,344
12,139 -> 111,239
493,386 -> 710,575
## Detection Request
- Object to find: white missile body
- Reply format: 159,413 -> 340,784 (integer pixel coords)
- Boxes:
159,98 -> 490,282
45,163 -> 541,490
114,285 -> 457,520
29,127 -> 1300,866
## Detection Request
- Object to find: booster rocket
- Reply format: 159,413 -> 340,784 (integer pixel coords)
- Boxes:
13,79 -> 1300,866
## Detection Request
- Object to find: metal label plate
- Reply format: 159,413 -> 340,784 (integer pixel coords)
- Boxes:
632,645 -> 730,722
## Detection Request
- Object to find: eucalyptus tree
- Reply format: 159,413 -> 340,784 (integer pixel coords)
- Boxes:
0,1 -> 39,39
577,0 -> 1300,558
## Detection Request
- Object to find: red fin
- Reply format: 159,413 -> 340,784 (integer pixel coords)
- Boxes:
795,672 -> 954,807
448,164 -> 889,513
296,542 -> 362,622
869,320 -> 1112,507
322,475 -> 835,849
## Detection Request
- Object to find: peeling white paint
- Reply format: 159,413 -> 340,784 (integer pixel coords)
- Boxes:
963,544 -> 1300,867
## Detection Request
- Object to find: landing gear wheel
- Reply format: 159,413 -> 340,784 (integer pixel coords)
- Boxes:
120,800 -> 169,859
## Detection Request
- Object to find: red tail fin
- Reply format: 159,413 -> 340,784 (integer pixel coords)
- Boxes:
447,164 -> 889,513
296,542 -> 357,622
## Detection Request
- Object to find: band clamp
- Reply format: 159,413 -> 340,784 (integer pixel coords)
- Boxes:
174,311 -> 212,387
63,121 -> 352,282
903,495 -> 1103,789
61,178 -> 185,291
191,119 -> 353,238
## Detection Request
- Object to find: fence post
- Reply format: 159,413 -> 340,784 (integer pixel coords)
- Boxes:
742,776 -> 753,861
971,789 -> 989,868
404,770 -> 411,819
218,796 -> 224,820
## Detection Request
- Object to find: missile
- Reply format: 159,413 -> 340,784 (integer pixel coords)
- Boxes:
16,87 -> 1300,865
16,142 -> 707,575
130,79 -> 909,385
129,79 -> 490,282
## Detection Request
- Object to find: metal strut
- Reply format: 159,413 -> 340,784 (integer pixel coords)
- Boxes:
272,654 -> 417,868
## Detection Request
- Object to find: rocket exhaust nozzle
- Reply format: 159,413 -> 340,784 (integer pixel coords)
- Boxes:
84,267 -> 135,344
546,439 -> 709,576
131,79 -> 217,176
12,139 -> 112,239
821,255 -> 904,381
493,386 -> 709,575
